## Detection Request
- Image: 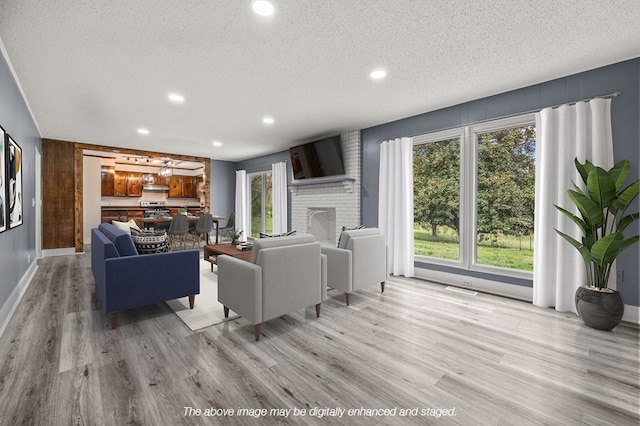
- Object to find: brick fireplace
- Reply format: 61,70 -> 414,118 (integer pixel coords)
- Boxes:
290,130 -> 361,245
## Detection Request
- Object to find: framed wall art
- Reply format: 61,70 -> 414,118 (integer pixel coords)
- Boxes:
0,126 -> 5,233
7,134 -> 22,228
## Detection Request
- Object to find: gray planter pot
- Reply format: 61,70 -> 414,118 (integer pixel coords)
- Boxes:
575,287 -> 624,331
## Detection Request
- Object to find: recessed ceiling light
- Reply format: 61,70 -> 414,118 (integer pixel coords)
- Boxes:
212,141 -> 222,147
252,0 -> 274,16
262,116 -> 274,125
137,128 -> 149,135
168,93 -> 184,103
370,69 -> 387,80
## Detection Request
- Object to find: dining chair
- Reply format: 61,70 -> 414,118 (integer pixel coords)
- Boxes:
191,213 -> 213,248
215,212 -> 235,243
167,215 -> 189,250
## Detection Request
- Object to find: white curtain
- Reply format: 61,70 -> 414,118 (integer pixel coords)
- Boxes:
272,161 -> 288,234
533,98 -> 614,313
379,137 -> 414,277
235,170 -> 249,243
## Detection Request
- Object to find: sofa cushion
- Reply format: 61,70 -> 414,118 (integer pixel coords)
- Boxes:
98,223 -> 138,256
250,233 -> 316,264
130,228 -> 169,254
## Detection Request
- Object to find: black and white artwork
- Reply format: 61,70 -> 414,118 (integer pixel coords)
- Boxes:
0,126 -> 5,233
7,135 -> 22,228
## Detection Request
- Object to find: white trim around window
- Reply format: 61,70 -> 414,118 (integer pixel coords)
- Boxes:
413,113 -> 536,281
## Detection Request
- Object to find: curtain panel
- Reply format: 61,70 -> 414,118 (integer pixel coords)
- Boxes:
379,137 -> 415,277
235,170 -> 249,243
272,161 -> 288,234
533,98 -> 614,313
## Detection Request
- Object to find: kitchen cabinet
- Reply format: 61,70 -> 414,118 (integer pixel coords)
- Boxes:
112,171 -> 142,196
114,172 -> 127,196
167,176 -> 199,198
169,176 -> 182,197
182,176 -> 197,198
126,173 -> 142,196
101,166 -> 115,196
101,209 -> 144,228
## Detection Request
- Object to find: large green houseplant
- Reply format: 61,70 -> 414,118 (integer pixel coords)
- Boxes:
555,157 -> 639,330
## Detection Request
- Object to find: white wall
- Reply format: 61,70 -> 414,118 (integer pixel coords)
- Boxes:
83,156 -> 102,244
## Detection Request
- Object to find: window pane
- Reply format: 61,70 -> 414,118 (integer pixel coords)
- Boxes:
476,125 -> 535,271
413,138 -> 460,261
264,173 -> 273,235
250,172 -> 273,237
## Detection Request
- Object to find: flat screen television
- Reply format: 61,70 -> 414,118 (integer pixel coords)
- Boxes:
290,135 -> 345,180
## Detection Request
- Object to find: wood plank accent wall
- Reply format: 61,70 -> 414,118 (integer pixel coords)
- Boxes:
42,139 -> 212,252
42,139 -> 76,249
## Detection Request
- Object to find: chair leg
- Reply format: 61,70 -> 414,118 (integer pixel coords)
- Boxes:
315,303 -> 321,317
110,312 -> 118,329
189,295 -> 195,309
254,323 -> 262,341
381,281 -> 385,293
345,293 -> 350,306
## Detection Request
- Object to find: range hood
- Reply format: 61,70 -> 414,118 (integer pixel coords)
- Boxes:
142,184 -> 170,192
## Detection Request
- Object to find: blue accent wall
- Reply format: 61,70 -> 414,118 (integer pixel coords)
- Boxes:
0,51 -> 41,313
361,58 -> 640,307
210,159 -> 236,219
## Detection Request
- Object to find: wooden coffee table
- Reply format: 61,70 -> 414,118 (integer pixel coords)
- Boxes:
204,244 -> 252,271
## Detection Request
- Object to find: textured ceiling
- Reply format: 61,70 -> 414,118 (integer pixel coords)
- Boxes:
0,1 -> 639,161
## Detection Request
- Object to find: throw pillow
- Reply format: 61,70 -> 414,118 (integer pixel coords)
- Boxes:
112,220 -> 132,234
259,230 -> 297,238
131,229 -> 169,254
337,225 -> 365,248
112,219 -> 141,234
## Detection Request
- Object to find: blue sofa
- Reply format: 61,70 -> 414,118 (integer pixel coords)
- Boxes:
91,223 -> 200,328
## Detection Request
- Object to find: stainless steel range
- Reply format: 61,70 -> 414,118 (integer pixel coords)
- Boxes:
141,201 -> 171,218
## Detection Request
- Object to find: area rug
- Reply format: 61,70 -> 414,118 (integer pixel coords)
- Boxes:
165,259 -> 239,331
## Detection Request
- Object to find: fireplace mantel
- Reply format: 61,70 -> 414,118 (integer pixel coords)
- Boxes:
290,176 -> 356,194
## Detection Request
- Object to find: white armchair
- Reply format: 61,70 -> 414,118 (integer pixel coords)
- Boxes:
321,228 -> 388,306
217,233 -> 327,341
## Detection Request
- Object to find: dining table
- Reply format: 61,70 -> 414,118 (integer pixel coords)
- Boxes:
140,215 -> 227,244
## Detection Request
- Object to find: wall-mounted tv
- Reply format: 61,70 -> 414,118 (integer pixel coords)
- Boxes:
290,135 -> 345,180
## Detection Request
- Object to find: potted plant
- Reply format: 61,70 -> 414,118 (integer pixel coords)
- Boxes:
555,157 -> 639,330
227,229 -> 243,246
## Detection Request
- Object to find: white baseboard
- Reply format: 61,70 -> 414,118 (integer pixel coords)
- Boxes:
0,260 -> 38,339
414,268 -> 533,302
415,268 -> 640,325
622,305 -> 639,325
42,247 -> 76,257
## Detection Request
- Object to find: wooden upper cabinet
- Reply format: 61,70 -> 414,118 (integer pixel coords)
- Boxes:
126,173 -> 142,196
101,166 -> 115,196
114,171 -> 127,196
182,176 -> 196,198
155,175 -> 169,187
169,176 -> 182,197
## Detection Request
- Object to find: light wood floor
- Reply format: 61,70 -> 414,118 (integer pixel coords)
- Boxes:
0,253 -> 638,425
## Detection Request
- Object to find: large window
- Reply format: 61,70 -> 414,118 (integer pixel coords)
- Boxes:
413,115 -> 536,275
249,171 -> 272,238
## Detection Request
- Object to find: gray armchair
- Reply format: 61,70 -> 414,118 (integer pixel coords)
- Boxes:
217,233 -> 327,341
321,227 -> 388,305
